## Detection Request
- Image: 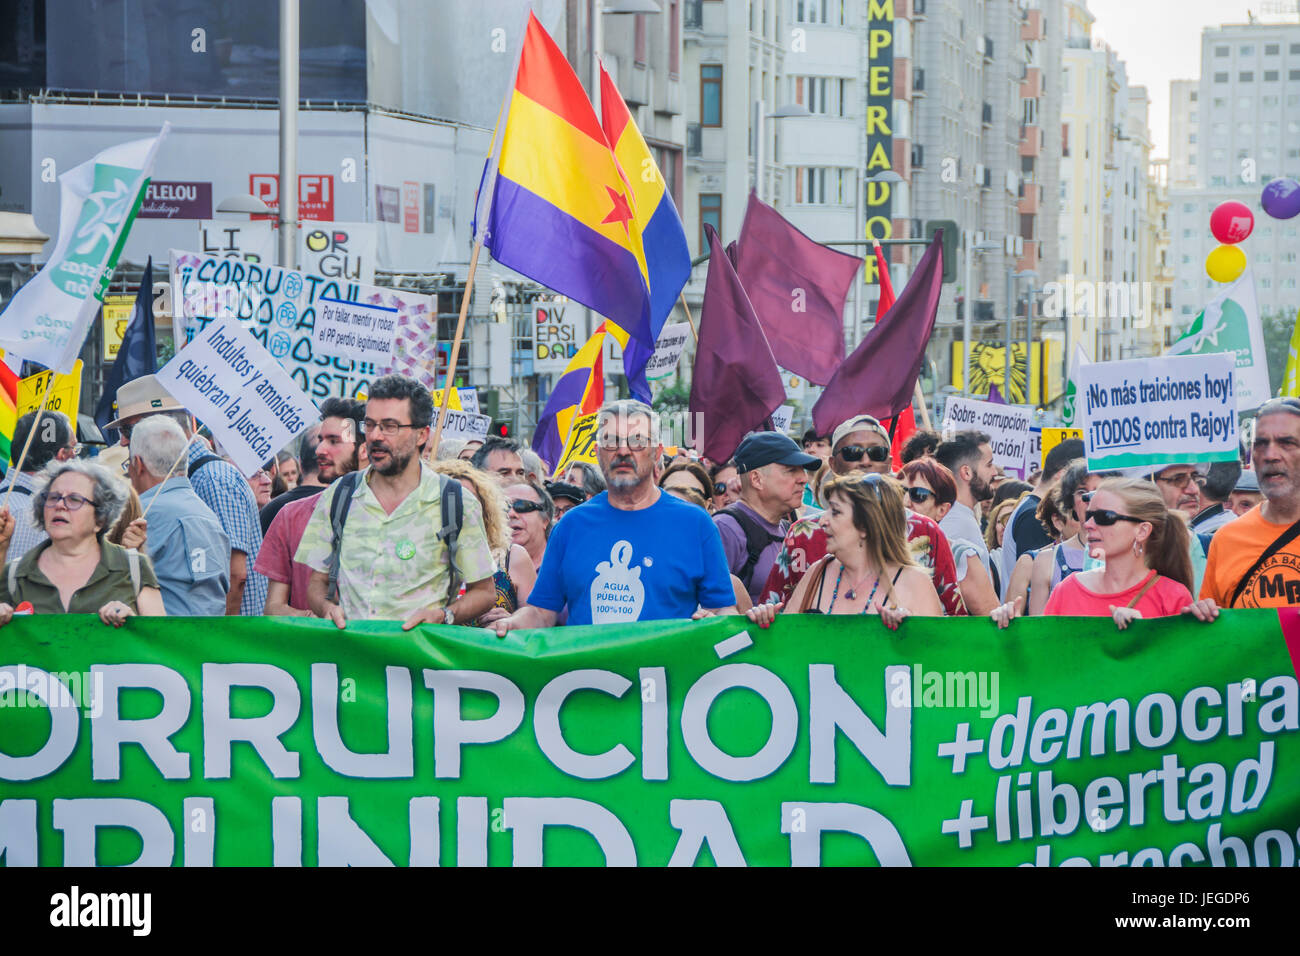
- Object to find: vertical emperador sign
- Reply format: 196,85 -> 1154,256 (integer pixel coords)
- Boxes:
864,0 -> 894,284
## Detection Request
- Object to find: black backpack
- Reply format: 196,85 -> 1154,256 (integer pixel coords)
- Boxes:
324,471 -> 465,604
718,505 -> 784,592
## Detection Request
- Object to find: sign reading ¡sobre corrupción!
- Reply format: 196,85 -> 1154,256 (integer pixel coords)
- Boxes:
942,397 -> 1033,476
157,316 -> 319,477
1077,352 -> 1238,471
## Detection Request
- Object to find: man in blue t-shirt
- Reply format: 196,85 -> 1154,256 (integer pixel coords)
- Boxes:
486,400 -> 737,632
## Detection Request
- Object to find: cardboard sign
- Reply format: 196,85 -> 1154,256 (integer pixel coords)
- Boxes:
438,409 -> 491,443
17,361 -> 83,421
645,322 -> 692,380
771,405 -> 794,435
431,388 -> 463,411
102,294 -> 136,360
942,397 -> 1033,477
1039,427 -> 1083,468
533,304 -> 582,372
299,222 -> 377,285
170,250 -> 434,401
157,316 -> 319,477
457,387 -> 480,416
312,295 -> 399,367
1077,353 -> 1238,471
554,412 -> 599,477
198,221 -> 274,264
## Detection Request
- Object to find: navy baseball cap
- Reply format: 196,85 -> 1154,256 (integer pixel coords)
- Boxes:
734,431 -> 821,473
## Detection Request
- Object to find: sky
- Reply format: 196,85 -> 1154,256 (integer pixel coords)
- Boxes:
1086,0 -> 1289,159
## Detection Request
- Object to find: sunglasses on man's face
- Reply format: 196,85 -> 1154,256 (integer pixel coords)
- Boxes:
838,444 -> 890,463
1085,508 -> 1144,527
510,499 -> 544,515
905,486 -> 935,505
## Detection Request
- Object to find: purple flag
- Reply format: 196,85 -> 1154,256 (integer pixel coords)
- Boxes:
734,191 -> 863,385
689,224 -> 786,462
812,231 -> 945,435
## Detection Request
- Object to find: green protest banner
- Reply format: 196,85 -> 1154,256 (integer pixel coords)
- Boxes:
2,611 -> 1297,866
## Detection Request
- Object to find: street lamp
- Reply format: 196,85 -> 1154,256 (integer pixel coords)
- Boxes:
754,102 -> 811,202
962,234 -> 1001,397
216,194 -> 271,216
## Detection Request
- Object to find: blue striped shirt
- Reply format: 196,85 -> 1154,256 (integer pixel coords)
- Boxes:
186,442 -> 267,615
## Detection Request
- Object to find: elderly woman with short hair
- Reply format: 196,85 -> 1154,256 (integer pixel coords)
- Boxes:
0,460 -> 165,626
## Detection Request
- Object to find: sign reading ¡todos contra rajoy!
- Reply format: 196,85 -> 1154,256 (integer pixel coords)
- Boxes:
170,250 -> 435,401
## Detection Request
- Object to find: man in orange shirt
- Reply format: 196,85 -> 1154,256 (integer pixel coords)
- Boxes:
1190,398 -> 1300,616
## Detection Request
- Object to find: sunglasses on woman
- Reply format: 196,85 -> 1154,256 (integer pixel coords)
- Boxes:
1084,508 -> 1144,527
905,486 -> 935,505
510,499 -> 544,515
838,444 -> 891,463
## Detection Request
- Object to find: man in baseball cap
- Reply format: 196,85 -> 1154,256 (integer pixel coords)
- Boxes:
714,431 -> 819,603
829,415 -> 893,477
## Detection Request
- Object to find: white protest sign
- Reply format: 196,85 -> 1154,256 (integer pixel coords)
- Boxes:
170,249 -> 435,400
770,405 -> 794,435
942,397 -> 1034,476
157,316 -> 320,477
1077,353 -> 1238,471
458,387 -> 480,416
439,410 -> 492,443
299,222 -> 377,285
312,295 -> 398,366
199,220 -> 274,264
645,322 -> 692,380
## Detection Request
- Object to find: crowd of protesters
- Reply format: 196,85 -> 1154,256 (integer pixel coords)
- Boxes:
0,369 -> 1296,632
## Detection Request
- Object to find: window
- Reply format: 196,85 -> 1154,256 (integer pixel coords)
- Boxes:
793,76 -> 844,115
1182,202 -> 1195,212
1213,97 -> 1226,108
1211,148 -> 1226,161
1266,43 -> 1279,55
1215,45 -> 1229,56
1292,43 -> 1300,53
698,193 -> 721,251
1237,122 -> 1253,136
1265,70 -> 1279,82
792,167 -> 851,205
1062,123 -> 1070,157
1240,71 -> 1254,82
1212,122 -> 1228,136
1189,133 -> 1197,143
1264,95 -> 1280,107
700,65 -> 722,126
1241,45 -> 1254,56
669,2 -> 679,76
1214,72 -> 1229,83
1264,120 -> 1279,135
1190,91 -> 1198,101
1291,70 -> 1300,80
1262,277 -> 1272,289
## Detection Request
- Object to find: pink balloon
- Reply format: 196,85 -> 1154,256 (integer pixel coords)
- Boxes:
1210,201 -> 1254,243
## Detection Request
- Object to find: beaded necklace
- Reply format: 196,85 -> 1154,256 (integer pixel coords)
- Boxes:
828,563 -> 879,615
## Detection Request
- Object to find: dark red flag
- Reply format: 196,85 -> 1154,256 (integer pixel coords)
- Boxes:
733,191 -> 862,385
812,230 -> 945,435
689,223 -> 787,462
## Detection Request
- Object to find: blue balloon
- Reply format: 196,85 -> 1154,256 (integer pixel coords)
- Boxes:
1261,178 -> 1300,220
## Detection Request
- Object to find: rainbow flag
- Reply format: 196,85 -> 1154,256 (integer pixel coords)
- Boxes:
533,322 -> 610,470
599,63 -> 691,400
479,13 -> 655,350
0,360 -> 19,468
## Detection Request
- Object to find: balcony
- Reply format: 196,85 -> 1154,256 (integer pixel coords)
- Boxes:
1021,9 -> 1044,41
1020,67 -> 1041,99
1018,184 -> 1040,214
1019,124 -> 1040,157
981,102 -> 993,126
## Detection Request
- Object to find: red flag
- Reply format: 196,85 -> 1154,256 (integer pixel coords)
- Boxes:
874,241 -> 896,318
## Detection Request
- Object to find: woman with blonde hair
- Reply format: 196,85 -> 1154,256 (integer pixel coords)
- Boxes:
748,472 -> 942,630
431,459 -> 536,625
992,477 -> 1194,629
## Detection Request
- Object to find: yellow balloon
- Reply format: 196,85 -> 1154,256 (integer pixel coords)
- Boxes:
1205,244 -> 1247,283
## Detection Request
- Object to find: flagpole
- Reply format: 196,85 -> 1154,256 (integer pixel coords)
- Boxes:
2,374 -> 56,513
677,292 -> 698,344
429,240 -> 483,459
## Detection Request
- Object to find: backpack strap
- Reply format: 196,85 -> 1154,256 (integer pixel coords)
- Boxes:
187,453 -> 224,479
1229,516 -> 1300,607
719,505 -> 785,591
326,471 -> 364,604
438,475 -> 465,602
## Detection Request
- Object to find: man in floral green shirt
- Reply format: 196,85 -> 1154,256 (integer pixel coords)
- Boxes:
299,375 -> 496,629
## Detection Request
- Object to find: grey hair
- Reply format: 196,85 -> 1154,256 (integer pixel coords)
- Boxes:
33,460 -> 129,536
129,415 -> 190,478
596,399 -> 661,443
520,448 -> 546,479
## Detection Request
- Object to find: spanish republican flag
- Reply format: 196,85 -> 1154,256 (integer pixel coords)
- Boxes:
482,14 -> 655,350
532,322 -> 609,470
599,63 -> 691,398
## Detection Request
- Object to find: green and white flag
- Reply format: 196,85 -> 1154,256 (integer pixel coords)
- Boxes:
1165,269 -> 1271,411
1060,343 -> 1091,426
0,125 -> 169,373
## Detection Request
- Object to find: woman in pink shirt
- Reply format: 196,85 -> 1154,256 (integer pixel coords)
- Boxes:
991,477 -> 1193,629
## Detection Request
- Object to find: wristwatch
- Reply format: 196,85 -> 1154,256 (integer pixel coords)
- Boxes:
442,606 -> 456,626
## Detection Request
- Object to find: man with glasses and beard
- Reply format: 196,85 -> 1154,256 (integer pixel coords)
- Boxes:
934,431 -> 1001,615
298,374 -> 496,630
486,400 -> 736,633
758,414 -> 965,615
1190,397 -> 1300,615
